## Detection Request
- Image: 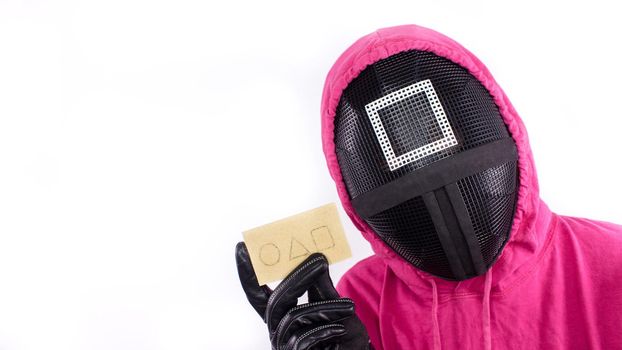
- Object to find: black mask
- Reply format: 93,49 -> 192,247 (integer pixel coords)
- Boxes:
334,50 -> 519,280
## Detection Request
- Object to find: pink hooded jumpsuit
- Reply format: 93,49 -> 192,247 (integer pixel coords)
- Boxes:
321,25 -> 622,350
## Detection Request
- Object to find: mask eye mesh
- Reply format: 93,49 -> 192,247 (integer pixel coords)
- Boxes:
457,161 -> 519,266
377,91 -> 444,156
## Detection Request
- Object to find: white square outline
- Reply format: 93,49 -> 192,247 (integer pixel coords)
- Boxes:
364,79 -> 458,171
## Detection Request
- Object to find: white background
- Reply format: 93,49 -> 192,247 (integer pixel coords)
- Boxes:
1,1 -> 621,349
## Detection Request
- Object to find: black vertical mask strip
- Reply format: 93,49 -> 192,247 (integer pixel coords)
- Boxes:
422,192 -> 467,280
444,183 -> 487,275
433,187 -> 476,277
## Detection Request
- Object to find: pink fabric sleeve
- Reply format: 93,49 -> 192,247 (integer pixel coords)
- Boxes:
336,256 -> 386,350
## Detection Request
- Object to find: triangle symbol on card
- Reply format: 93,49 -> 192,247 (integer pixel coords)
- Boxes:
289,238 -> 310,260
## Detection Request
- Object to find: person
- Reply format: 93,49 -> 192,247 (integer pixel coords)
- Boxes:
236,24 -> 622,349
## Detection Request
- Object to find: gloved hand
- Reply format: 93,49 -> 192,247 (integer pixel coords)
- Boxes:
235,242 -> 371,350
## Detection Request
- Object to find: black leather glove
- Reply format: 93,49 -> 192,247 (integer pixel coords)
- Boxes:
235,242 -> 371,350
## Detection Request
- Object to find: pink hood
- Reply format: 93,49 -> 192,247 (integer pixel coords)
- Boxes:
320,25 -> 622,350
321,24 -> 551,294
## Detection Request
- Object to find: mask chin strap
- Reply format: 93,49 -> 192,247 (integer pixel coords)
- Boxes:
422,183 -> 485,280
350,137 -> 518,280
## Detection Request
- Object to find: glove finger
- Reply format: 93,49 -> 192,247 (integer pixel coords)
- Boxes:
275,299 -> 354,349
266,253 -> 329,333
286,324 -> 346,350
307,263 -> 340,302
235,242 -> 272,320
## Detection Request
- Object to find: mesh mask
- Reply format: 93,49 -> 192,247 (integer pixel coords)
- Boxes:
334,50 -> 519,280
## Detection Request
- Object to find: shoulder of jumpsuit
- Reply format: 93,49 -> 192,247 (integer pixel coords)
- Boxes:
554,215 -> 622,294
336,255 -> 387,302
554,214 -> 622,271
558,214 -> 622,237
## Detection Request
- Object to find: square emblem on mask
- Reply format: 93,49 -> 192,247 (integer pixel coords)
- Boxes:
365,79 -> 458,171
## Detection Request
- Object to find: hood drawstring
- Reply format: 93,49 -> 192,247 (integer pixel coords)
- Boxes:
482,269 -> 493,350
430,278 -> 441,350
429,271 -> 492,350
